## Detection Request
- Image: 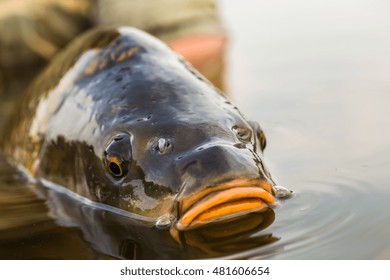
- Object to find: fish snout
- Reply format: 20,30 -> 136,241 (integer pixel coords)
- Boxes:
175,143 -> 272,196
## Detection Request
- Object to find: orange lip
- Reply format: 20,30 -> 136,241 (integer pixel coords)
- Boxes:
176,179 -> 275,231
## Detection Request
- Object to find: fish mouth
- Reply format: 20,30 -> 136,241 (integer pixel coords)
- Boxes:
175,179 -> 275,231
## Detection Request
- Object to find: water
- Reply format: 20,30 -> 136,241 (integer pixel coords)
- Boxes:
218,0 -> 390,259
1,0 -> 390,259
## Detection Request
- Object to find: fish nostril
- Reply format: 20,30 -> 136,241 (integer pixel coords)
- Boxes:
234,143 -> 246,149
153,138 -> 173,154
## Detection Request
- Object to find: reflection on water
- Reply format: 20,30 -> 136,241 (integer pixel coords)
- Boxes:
0,157 -> 101,259
2,0 -> 390,259
0,156 -> 278,259
2,152 -> 390,259
179,210 -> 278,258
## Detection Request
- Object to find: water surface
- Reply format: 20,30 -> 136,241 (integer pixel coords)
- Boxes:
219,0 -> 390,259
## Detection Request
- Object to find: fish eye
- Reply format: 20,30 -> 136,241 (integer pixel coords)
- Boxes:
260,132 -> 266,150
106,156 -> 124,177
232,125 -> 252,142
104,133 -> 132,178
247,121 -> 267,151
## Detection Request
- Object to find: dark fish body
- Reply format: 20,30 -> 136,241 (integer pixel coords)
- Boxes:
1,27 -> 275,233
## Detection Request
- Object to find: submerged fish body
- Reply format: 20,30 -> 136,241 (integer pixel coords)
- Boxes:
1,27 -> 277,235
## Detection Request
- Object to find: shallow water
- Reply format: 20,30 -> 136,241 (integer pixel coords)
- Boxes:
1,0 -> 390,259
218,0 -> 390,259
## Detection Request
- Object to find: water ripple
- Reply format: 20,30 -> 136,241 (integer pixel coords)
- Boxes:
225,175 -> 390,259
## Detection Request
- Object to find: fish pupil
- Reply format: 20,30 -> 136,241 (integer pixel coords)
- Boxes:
109,162 -> 122,176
